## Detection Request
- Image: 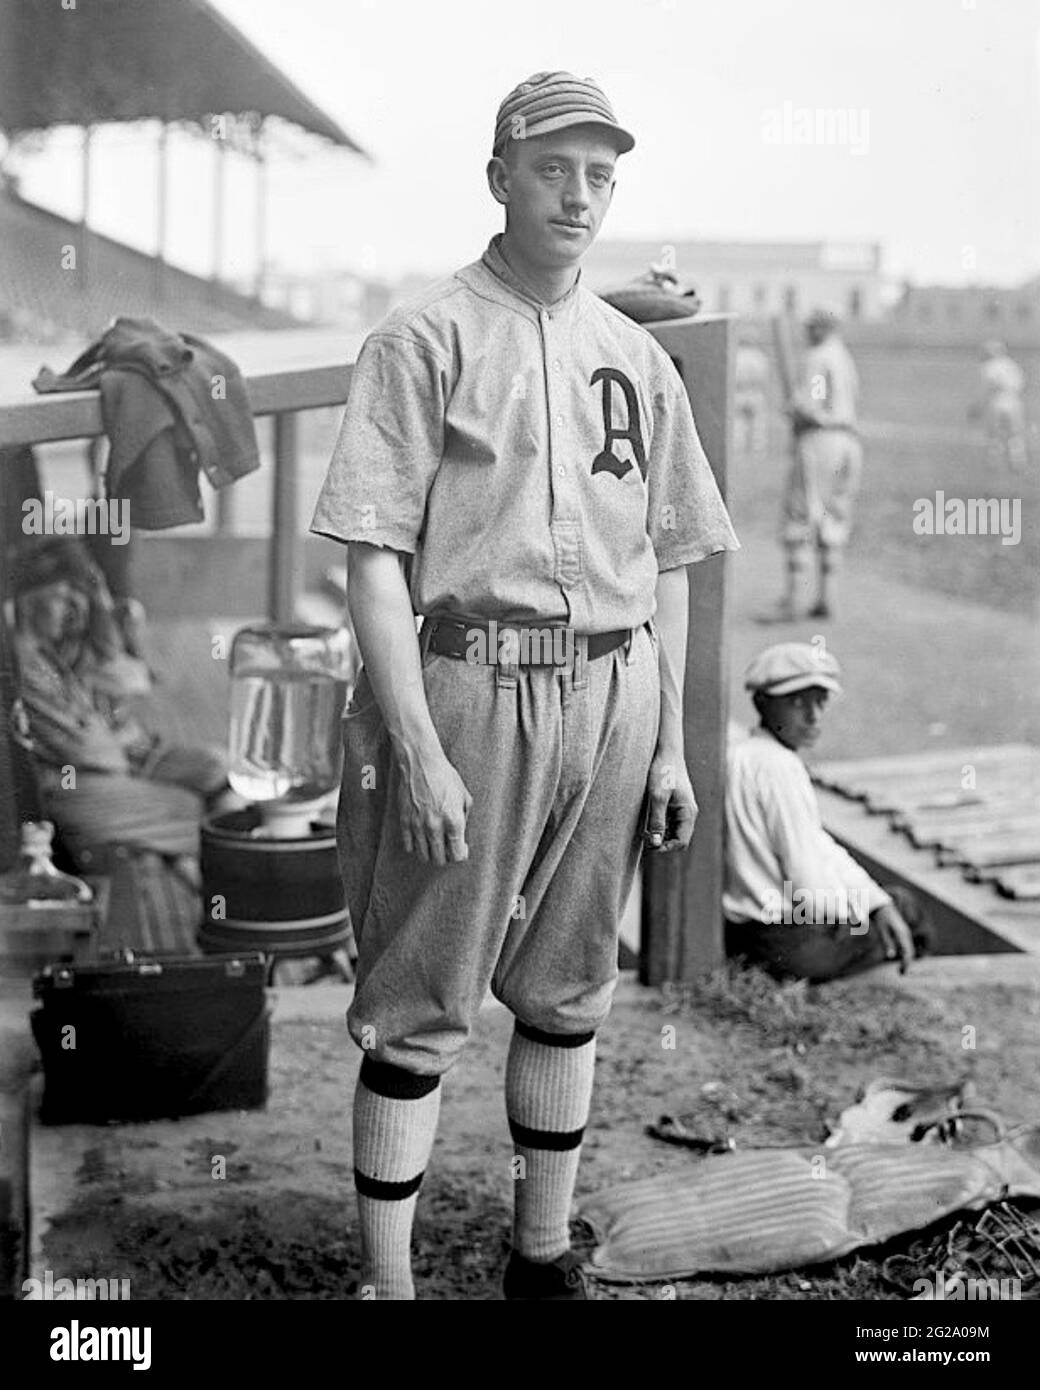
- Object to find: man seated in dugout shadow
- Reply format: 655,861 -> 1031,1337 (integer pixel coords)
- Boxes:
723,642 -> 926,983
8,538 -> 228,887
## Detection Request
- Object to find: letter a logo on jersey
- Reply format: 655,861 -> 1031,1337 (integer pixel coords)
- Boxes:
590,368 -> 647,480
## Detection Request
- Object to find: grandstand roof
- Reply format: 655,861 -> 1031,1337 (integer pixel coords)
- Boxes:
0,0 -> 366,154
0,190 -> 297,343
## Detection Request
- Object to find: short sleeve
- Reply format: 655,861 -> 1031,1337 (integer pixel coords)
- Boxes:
646,355 -> 740,570
310,332 -> 447,553
759,759 -> 890,922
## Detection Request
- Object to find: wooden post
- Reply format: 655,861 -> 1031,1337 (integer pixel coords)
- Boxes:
214,473 -> 238,535
641,315 -> 735,985
254,123 -> 267,304
79,124 -> 92,297
155,122 -> 169,303
83,436 -> 133,602
0,462 -> 44,868
212,127 -> 226,285
269,412 -> 299,624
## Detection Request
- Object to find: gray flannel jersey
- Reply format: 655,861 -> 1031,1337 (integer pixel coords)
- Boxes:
311,235 -> 739,631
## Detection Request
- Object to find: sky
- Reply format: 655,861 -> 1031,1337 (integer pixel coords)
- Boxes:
13,0 -> 1040,289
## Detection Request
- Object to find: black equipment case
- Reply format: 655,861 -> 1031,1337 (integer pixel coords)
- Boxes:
31,951 -> 270,1124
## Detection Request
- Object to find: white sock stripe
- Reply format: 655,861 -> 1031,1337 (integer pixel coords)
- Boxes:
352,1078 -> 441,1297
505,1032 -> 596,1134
511,1148 -> 583,1264
353,1081 -> 441,1183
506,1031 -> 596,1264
356,1192 -> 421,1300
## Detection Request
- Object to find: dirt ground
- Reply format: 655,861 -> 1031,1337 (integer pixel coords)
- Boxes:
35,960 -> 1040,1301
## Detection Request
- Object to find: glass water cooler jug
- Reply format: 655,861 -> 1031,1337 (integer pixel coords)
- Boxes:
227,624 -> 353,838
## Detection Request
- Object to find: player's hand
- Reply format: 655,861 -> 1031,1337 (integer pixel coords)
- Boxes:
396,745 -> 472,866
872,904 -> 915,975
643,747 -> 698,853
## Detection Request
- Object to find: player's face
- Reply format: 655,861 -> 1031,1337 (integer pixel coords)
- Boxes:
760,687 -> 830,751
806,321 -> 832,347
20,580 -> 88,646
500,128 -> 618,268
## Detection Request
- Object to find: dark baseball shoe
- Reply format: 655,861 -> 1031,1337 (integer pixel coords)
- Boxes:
503,1248 -> 588,1301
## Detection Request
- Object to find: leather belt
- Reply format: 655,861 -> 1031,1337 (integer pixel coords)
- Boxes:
422,617 -> 631,667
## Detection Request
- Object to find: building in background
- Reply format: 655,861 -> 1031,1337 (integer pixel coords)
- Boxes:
886,278 -> 1040,349
261,267 -> 392,334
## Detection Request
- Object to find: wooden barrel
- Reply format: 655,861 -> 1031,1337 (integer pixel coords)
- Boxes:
198,809 -> 350,958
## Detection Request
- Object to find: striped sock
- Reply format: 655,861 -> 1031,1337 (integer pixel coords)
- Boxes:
352,1057 -> 442,1300
506,1021 -> 596,1263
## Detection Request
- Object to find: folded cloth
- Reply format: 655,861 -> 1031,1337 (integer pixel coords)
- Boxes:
33,317 -> 259,530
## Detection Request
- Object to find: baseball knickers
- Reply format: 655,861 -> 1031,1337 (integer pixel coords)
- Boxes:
337,621 -> 661,1075
782,427 -> 862,551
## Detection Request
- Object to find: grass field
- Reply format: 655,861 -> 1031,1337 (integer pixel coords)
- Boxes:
729,344 -> 1040,617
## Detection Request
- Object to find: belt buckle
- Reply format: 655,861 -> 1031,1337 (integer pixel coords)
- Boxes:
544,625 -> 576,669
492,622 -> 575,668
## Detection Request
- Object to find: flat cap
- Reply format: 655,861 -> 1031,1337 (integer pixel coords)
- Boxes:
493,71 -> 634,157
744,642 -> 843,697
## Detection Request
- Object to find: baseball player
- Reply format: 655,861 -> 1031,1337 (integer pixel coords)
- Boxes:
311,70 -> 738,1301
760,308 -> 861,623
734,335 -> 770,460
724,642 -> 917,983
972,340 -> 1028,472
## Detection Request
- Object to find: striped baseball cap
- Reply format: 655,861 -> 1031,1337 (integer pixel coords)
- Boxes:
492,71 -> 635,157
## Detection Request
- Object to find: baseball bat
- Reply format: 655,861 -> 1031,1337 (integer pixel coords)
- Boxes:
770,313 -> 797,409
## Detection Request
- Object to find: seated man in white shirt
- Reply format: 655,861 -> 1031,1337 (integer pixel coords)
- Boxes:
724,642 -> 917,983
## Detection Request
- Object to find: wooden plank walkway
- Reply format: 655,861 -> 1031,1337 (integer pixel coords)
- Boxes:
99,851 -> 202,957
813,745 -> 1040,955
815,745 -> 1040,897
